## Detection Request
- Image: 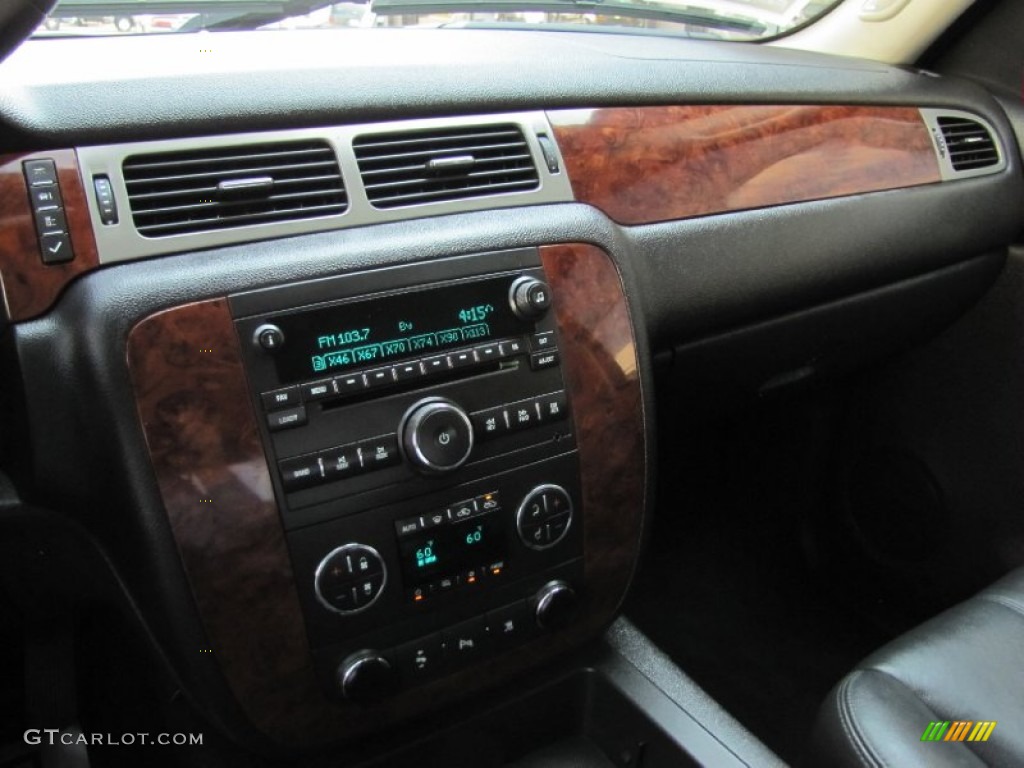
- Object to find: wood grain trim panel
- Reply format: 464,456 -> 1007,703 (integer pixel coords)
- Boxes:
0,150 -> 99,321
549,105 -> 941,225
126,244 -> 645,745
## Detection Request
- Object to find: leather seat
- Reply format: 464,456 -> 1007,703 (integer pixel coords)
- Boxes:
810,567 -> 1024,767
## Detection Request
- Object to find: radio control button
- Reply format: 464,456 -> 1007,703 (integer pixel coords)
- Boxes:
393,361 -> 424,382
509,404 -> 535,431
278,454 -> 323,491
402,398 -> 474,474
421,355 -> 450,376
254,323 -> 285,351
365,367 -> 396,389
530,331 -> 556,352
475,343 -> 501,363
536,392 -> 568,423
267,405 -> 307,431
301,378 -> 336,401
358,434 -> 400,470
509,276 -> 552,321
333,372 -> 368,397
498,338 -> 526,357
448,349 -> 476,369
261,386 -> 300,411
472,407 -> 509,440
529,350 -> 560,371
319,444 -> 360,480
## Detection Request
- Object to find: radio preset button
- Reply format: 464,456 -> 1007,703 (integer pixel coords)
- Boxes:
267,405 -> 307,431
393,361 -> 424,381
529,350 -> 560,371
475,343 -> 500,363
301,379 -> 336,401
279,454 -> 323,491
448,350 -> 476,369
261,386 -> 300,411
421,355 -> 450,376
365,367 -> 396,389
333,372 -> 368,396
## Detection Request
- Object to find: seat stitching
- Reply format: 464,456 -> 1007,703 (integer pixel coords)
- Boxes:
836,671 -> 885,768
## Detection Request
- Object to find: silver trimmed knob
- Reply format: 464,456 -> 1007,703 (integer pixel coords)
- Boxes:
401,397 -> 474,474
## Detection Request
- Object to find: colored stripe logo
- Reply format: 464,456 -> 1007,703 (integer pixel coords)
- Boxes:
922,721 -> 997,742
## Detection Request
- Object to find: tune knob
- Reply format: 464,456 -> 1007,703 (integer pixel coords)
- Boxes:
337,650 -> 397,704
401,397 -> 474,474
509,276 -> 552,321
534,580 -> 578,631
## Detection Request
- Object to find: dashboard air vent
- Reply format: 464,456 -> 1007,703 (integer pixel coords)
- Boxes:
122,140 -> 347,237
937,116 -> 999,172
353,124 -> 539,208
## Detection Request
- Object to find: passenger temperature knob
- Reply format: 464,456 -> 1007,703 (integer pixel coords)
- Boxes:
534,580 -> 578,631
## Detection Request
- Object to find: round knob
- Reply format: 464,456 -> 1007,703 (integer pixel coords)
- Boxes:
534,580 -> 578,631
401,397 -> 474,474
314,544 -> 387,615
338,651 -> 397,704
253,323 -> 285,351
509,276 -> 552,321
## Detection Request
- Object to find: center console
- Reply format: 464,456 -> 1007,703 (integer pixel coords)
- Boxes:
231,248 -> 585,700
126,241 -> 647,746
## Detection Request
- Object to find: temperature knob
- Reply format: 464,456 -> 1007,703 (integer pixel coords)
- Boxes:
534,580 -> 578,631
509,276 -> 552,321
401,397 -> 474,474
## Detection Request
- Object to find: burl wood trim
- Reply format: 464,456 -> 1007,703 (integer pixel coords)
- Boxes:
0,150 -> 99,321
549,105 -> 941,225
126,245 -> 645,746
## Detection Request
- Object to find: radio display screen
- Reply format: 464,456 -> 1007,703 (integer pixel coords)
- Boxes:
270,275 -> 525,384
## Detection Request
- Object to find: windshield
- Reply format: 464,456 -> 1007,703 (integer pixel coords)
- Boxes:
34,0 -> 842,41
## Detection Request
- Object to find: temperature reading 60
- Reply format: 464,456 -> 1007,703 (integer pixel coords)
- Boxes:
465,526 -> 483,546
458,304 -> 494,324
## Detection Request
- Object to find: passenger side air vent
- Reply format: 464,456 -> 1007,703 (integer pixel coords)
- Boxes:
937,116 -> 999,172
122,140 -> 347,237
353,124 -> 539,209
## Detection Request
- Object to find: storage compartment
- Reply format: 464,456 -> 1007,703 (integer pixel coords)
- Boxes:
362,656 -> 745,767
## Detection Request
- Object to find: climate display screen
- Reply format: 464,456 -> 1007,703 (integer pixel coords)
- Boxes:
271,275 -> 525,384
398,515 -> 505,586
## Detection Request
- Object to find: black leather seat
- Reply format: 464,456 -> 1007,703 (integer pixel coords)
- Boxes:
810,567 -> 1024,767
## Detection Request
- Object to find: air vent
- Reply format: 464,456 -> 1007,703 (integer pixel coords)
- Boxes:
353,124 -> 540,209
122,140 -> 347,237
937,116 -> 999,172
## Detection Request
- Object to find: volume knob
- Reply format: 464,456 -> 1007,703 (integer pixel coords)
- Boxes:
509,276 -> 552,321
401,397 -> 474,474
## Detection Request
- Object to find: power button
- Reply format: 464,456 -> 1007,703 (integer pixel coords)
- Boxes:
254,323 -> 285,352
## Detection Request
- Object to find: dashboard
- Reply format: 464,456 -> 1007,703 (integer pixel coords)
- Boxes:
0,24 -> 1022,762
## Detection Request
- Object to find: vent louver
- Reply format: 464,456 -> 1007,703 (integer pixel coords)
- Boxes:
353,124 -> 539,209
937,116 -> 999,172
122,140 -> 347,237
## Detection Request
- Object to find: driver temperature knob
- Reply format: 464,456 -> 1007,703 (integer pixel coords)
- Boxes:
337,650 -> 397,704
401,397 -> 474,474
